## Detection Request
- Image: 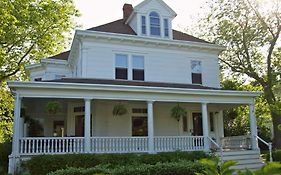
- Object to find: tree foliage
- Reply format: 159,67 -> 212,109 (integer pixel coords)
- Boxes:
199,0 -> 281,147
0,86 -> 14,143
0,0 -> 79,82
222,80 -> 272,143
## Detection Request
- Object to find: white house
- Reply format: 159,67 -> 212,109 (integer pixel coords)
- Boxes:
8,0 -> 268,173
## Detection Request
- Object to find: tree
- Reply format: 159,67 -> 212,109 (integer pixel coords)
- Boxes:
221,80 -> 272,145
199,0 -> 281,147
0,0 -> 79,82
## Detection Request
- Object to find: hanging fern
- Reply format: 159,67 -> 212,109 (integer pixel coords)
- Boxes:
112,103 -> 128,116
171,104 -> 187,121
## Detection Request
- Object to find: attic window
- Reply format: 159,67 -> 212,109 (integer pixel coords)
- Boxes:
164,19 -> 169,37
149,12 -> 160,36
141,16 -> 146,35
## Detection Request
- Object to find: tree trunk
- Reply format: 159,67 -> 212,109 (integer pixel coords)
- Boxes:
271,110 -> 281,149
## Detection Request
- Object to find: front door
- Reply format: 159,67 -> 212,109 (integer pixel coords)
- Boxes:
192,113 -> 203,136
75,115 -> 84,136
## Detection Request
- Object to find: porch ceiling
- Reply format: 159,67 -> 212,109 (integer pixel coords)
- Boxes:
8,81 -> 261,105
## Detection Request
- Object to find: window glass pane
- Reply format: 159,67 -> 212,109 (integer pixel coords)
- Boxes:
164,19 -> 169,37
132,108 -> 147,114
141,16 -> 146,34
183,116 -> 188,132
192,73 -> 202,84
132,117 -> 148,136
133,69 -> 144,81
132,56 -> 144,69
210,112 -> 214,132
150,12 -> 160,36
191,60 -> 202,73
116,68 -> 128,80
115,54 -> 128,68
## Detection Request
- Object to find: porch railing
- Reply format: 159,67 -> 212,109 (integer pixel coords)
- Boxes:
221,135 -> 251,150
19,136 -> 205,155
154,136 -> 204,152
90,137 -> 148,153
19,137 -> 84,155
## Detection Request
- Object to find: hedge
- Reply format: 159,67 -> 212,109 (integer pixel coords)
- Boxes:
25,151 -> 210,175
272,150 -> 281,162
47,161 -> 205,175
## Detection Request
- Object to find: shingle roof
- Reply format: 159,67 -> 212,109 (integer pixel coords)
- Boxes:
49,51 -> 70,60
50,18 -> 209,60
46,78 -> 220,90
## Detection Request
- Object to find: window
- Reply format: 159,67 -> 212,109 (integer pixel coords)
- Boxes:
141,16 -> 146,35
209,112 -> 215,132
150,12 -> 160,36
132,108 -> 147,114
183,115 -> 188,132
132,108 -> 148,136
164,19 -> 169,37
132,56 -> 145,81
115,54 -> 128,80
191,60 -> 202,84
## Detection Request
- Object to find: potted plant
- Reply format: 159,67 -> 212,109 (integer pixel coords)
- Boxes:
171,104 -> 187,121
112,103 -> 128,116
45,101 -> 62,114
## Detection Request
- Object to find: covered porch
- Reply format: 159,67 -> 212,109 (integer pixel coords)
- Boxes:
8,80 -> 260,171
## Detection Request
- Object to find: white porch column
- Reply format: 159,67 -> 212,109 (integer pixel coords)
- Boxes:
84,98 -> 92,153
9,93 -> 22,174
202,103 -> 210,152
249,103 -> 258,150
217,110 -> 224,142
147,101 -> 155,153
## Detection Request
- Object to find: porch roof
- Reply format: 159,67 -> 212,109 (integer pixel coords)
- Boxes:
7,79 -> 261,104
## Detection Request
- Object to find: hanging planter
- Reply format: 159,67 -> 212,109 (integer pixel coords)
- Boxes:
171,104 -> 187,121
112,103 -> 128,116
45,101 -> 62,115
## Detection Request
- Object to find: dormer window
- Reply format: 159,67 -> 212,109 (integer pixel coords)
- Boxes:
164,19 -> 169,37
149,12 -> 161,36
141,16 -> 146,35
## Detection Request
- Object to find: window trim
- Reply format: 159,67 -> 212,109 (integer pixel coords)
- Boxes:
191,60 -> 203,85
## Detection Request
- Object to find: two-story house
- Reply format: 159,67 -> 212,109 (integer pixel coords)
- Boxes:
8,0 -> 265,173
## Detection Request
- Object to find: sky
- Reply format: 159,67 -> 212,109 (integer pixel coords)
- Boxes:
73,0 -> 208,31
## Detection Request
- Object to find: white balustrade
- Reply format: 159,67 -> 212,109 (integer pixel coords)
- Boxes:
19,137 -> 84,155
154,136 -> 205,152
91,137 -> 148,153
19,136 -> 206,155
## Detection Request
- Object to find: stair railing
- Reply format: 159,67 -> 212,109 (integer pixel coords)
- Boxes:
256,135 -> 273,162
208,137 -> 223,162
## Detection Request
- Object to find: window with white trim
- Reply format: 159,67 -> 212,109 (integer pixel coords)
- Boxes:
115,54 -> 128,80
132,55 -> 145,81
164,18 -> 169,37
141,16 -> 146,35
149,12 -> 161,36
191,60 -> 202,84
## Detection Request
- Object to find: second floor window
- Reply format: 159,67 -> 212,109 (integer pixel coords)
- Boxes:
132,56 -> 145,81
141,16 -> 146,35
115,54 -> 128,80
150,12 -> 160,36
191,60 -> 202,84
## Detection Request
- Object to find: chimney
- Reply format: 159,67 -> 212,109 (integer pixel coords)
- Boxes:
123,4 -> 133,21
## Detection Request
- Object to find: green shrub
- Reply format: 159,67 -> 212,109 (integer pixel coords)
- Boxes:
0,141 -> 12,175
272,150 -> 281,162
48,161 -> 205,175
47,167 -> 110,175
25,151 -> 210,175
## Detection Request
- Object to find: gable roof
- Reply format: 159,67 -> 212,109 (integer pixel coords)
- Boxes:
88,19 -> 209,43
50,18 -> 209,60
134,0 -> 177,17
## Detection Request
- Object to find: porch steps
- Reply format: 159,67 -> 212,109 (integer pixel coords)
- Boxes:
220,150 -> 264,172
